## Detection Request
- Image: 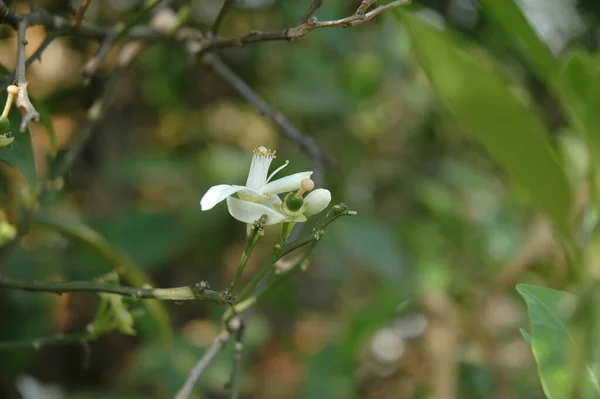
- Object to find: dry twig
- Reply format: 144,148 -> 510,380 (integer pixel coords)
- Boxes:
299,0 -> 323,24
73,0 -> 94,26
174,330 -> 232,399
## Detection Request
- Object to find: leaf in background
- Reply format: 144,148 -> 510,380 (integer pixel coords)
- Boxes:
398,13 -> 572,232
477,0 -> 558,83
517,284 -> 600,398
0,113 -> 36,188
557,51 -> 600,201
33,212 -> 173,347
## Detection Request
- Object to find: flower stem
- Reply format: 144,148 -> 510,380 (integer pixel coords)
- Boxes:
236,204 -> 356,302
223,242 -> 317,322
229,216 -> 266,292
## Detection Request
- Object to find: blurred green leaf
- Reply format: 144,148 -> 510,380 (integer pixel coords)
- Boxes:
557,51 -> 600,201
303,344 -> 353,399
520,328 -> 532,345
517,284 -> 600,398
0,113 -> 36,187
399,13 -> 572,232
477,0 -> 558,83
33,212 -> 173,347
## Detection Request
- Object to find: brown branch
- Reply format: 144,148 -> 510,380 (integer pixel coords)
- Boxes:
15,19 -> 40,131
299,0 -> 323,24
81,29 -> 118,81
356,0 -> 377,15
73,0 -> 93,26
187,0 -> 410,53
204,54 -> 332,187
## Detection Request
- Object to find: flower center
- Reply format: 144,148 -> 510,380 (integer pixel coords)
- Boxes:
245,146 -> 276,189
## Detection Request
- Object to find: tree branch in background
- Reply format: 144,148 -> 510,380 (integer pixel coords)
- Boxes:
0,332 -> 91,351
299,0 -> 323,24
1,0 -> 410,86
356,0 -> 377,15
73,0 -> 94,26
212,0 -> 235,35
174,330 -> 232,399
81,0 -> 167,79
203,54 -> 332,187
0,275 -> 227,303
229,320 -> 246,399
192,0 -> 410,52
15,19 -> 40,131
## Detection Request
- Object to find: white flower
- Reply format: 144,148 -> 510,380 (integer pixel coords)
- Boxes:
200,146 -> 330,225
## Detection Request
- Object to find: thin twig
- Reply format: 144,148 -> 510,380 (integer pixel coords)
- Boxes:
230,215 -> 266,292
299,0 -> 323,24
230,321 -> 246,399
212,0 -> 235,35
15,19 -> 40,131
0,0 -> 410,67
234,204 -> 357,304
73,0 -> 94,26
191,0 -> 410,52
174,330 -> 231,399
80,0 -> 167,79
0,275 -> 227,303
356,0 -> 376,15
204,54 -> 331,187
0,332 -> 90,351
81,29 -> 118,81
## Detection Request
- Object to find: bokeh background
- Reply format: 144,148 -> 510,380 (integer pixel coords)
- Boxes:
1,0 -> 597,398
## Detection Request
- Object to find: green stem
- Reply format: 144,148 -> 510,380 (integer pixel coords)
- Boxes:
236,204 -> 356,301
235,243 -> 284,301
223,242 -> 317,321
229,217 -> 266,292
0,275 -> 227,304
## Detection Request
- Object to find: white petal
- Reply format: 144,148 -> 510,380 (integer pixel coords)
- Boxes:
200,185 -> 247,211
260,172 -> 313,195
266,194 -> 282,206
226,197 -> 285,225
304,189 -> 331,216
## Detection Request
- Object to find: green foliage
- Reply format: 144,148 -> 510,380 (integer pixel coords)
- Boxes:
477,0 -> 558,82
399,12 -> 572,233
518,284 -> 600,398
0,113 -> 36,187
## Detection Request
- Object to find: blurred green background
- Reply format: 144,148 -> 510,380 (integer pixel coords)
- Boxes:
1,0 -> 599,398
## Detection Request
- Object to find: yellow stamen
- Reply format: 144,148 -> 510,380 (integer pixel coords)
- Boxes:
253,146 -> 276,158
2,85 -> 19,119
295,178 -> 315,198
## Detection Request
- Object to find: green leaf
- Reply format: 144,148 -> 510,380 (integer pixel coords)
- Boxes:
557,51 -> 600,202
398,13 -> 572,232
477,0 -> 558,83
0,113 -> 36,188
520,328 -> 532,346
517,284 -> 600,398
